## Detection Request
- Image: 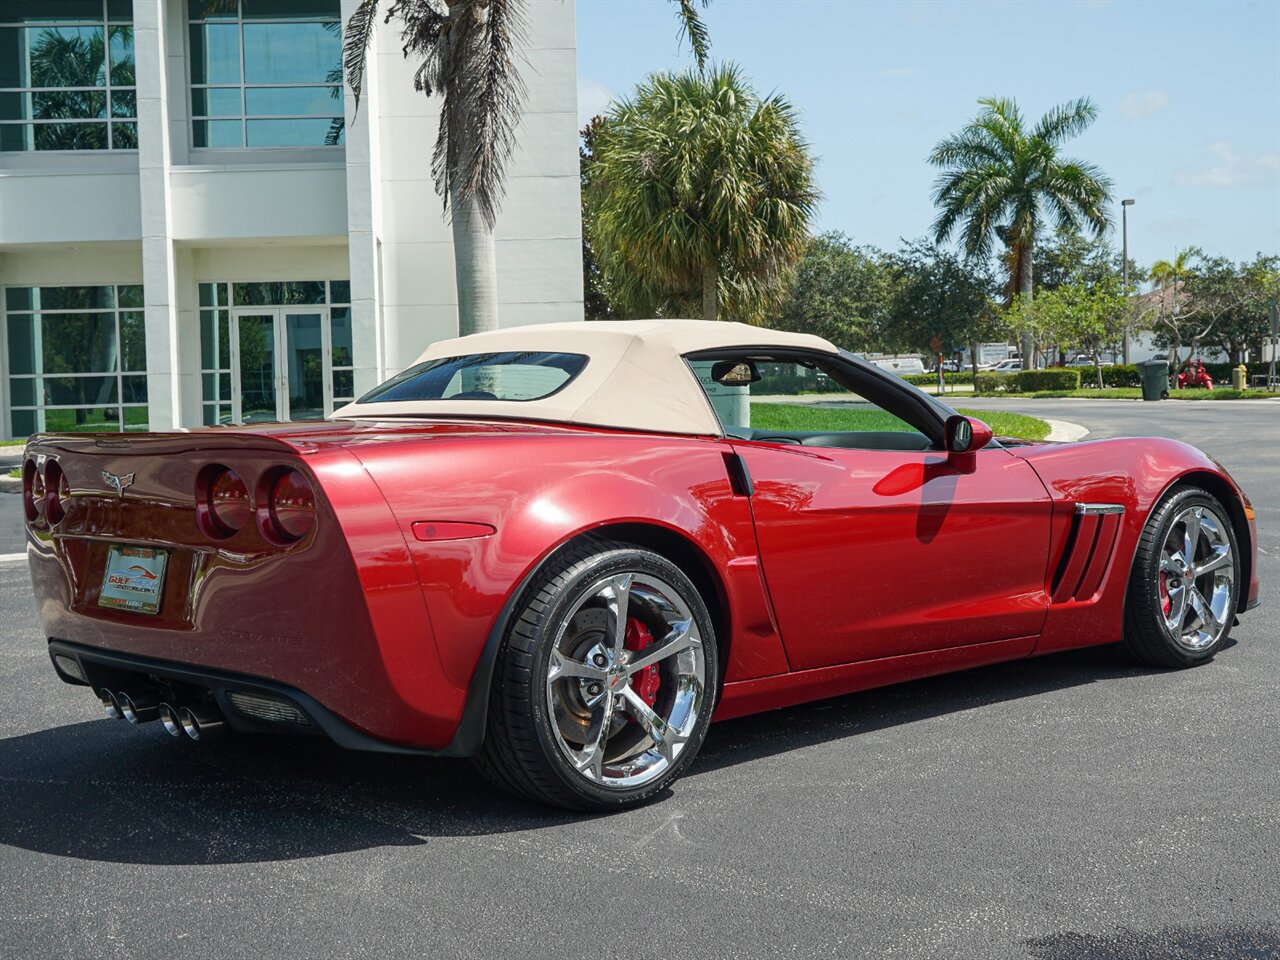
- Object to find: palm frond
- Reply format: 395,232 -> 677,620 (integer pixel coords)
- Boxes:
1032,97 -> 1098,147
341,0 -> 382,110
671,0 -> 711,70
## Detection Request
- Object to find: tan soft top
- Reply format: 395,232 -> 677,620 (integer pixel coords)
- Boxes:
333,319 -> 838,436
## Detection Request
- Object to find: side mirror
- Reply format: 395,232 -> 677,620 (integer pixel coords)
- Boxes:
945,414 -> 993,454
711,360 -> 761,386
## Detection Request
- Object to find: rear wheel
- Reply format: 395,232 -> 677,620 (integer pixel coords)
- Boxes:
1122,487 -> 1239,667
473,542 -> 717,810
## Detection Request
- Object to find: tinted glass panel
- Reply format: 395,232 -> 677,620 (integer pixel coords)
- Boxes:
33,121 -> 108,150
109,119 -> 135,147
189,22 -> 240,84
9,376 -> 36,406
5,314 -> 35,373
43,375 -> 118,407
200,309 -> 232,369
245,84 -> 337,116
14,26 -> 106,86
31,89 -> 105,119
120,311 -> 146,370
107,24 -> 133,84
332,368 -> 353,400
121,373 -> 148,403
117,284 -> 143,308
109,89 -> 134,117
329,306 -> 351,365
192,86 -> 242,117
40,313 -> 118,373
242,22 -> 338,84
359,353 -> 589,403
0,2 -> 107,23
188,0 -> 238,21
192,118 -> 241,147
245,116 -> 340,146
329,280 -> 350,303
242,0 -> 341,18
232,281 -> 325,305
41,406 -> 121,432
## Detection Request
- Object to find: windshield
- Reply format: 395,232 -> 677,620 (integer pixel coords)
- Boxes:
357,351 -> 588,403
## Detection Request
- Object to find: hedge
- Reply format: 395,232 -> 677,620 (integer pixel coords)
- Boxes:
1016,368 -> 1081,391
975,372 -> 1017,393
904,372 -> 975,386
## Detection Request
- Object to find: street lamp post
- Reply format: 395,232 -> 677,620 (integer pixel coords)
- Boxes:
1122,199 -> 1135,365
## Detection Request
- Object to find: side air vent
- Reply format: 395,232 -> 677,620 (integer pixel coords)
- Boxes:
1050,503 -> 1125,603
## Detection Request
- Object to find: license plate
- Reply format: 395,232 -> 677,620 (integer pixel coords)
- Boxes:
99,545 -> 168,615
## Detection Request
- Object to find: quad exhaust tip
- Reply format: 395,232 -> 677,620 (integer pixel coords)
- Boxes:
118,690 -> 160,724
99,688 -> 123,720
178,705 -> 225,742
159,702 -> 183,737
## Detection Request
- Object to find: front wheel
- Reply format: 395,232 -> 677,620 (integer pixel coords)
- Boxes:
1122,487 -> 1240,667
474,542 -> 717,810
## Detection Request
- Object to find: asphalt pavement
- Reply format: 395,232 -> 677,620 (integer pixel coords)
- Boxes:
1,399 -> 1277,959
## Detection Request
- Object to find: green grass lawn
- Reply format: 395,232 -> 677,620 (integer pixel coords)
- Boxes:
973,387 -> 1277,400
749,403 -> 1051,441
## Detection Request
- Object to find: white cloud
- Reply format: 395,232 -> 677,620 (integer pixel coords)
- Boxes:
1173,140 -> 1280,189
578,79 -> 616,128
1121,90 -> 1170,121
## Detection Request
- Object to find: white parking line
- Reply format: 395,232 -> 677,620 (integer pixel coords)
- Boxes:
0,553 -> 27,563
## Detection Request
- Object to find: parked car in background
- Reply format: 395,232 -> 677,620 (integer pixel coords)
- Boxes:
1067,355 -> 1114,368
22,320 -> 1260,810
936,359 -> 962,374
991,359 -> 1023,374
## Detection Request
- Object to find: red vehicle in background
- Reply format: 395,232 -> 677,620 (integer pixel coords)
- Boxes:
1177,358 -> 1215,390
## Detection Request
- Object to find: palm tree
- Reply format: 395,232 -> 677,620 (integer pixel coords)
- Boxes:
342,0 -> 712,338
929,97 -> 1112,367
1148,248 -> 1200,374
586,64 -> 817,323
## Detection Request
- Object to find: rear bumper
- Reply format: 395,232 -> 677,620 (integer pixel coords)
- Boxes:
48,639 -> 464,757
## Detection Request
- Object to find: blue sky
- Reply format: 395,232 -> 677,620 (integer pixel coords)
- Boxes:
575,0 -> 1280,269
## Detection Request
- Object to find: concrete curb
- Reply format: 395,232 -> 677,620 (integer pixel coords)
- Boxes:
1044,418 -> 1089,443
0,475 -> 20,494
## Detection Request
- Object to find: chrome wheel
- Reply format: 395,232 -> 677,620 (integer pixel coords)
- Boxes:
1158,503 -> 1235,651
544,571 -> 706,790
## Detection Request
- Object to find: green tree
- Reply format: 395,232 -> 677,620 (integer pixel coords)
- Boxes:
929,97 -> 1112,367
344,0 -> 711,338
770,233 -> 895,350
1015,280 -> 1127,387
885,240 -> 997,376
586,63 -> 818,323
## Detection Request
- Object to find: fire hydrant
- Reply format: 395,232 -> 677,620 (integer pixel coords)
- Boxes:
1232,364 -> 1248,390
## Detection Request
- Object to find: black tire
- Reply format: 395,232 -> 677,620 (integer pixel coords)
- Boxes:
1121,486 -> 1240,667
472,541 -> 718,811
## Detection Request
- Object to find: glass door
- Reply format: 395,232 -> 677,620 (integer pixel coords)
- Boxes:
232,312 -> 279,423
282,311 -> 327,421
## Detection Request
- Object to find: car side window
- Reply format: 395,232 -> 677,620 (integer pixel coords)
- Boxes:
687,353 -> 937,451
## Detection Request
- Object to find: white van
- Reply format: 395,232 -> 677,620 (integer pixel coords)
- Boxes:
868,356 -> 926,377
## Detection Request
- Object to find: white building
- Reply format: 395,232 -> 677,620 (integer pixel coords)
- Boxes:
0,0 -> 583,439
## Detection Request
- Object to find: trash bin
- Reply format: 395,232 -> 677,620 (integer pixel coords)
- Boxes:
1139,359 -> 1169,401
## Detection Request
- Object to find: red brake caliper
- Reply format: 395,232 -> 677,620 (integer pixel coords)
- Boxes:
1159,569 -> 1171,616
624,619 -> 661,707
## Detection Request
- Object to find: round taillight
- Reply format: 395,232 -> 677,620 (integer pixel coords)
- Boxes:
206,467 -> 252,537
22,459 -> 42,523
266,468 -> 315,541
44,461 -> 67,525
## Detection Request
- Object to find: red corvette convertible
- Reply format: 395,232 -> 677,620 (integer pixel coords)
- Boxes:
23,320 -> 1259,810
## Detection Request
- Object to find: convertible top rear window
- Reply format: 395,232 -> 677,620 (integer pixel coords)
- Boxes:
358,352 -> 588,404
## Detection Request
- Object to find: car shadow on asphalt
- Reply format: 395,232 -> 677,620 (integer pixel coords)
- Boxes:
0,642 -> 1194,865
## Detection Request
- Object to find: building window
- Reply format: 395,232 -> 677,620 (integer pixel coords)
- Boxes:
199,280 -> 352,425
0,1 -> 137,152
5,284 -> 147,437
188,0 -> 344,149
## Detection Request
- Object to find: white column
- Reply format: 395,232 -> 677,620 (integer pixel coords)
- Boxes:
341,0 -> 384,394
134,0 -> 181,430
